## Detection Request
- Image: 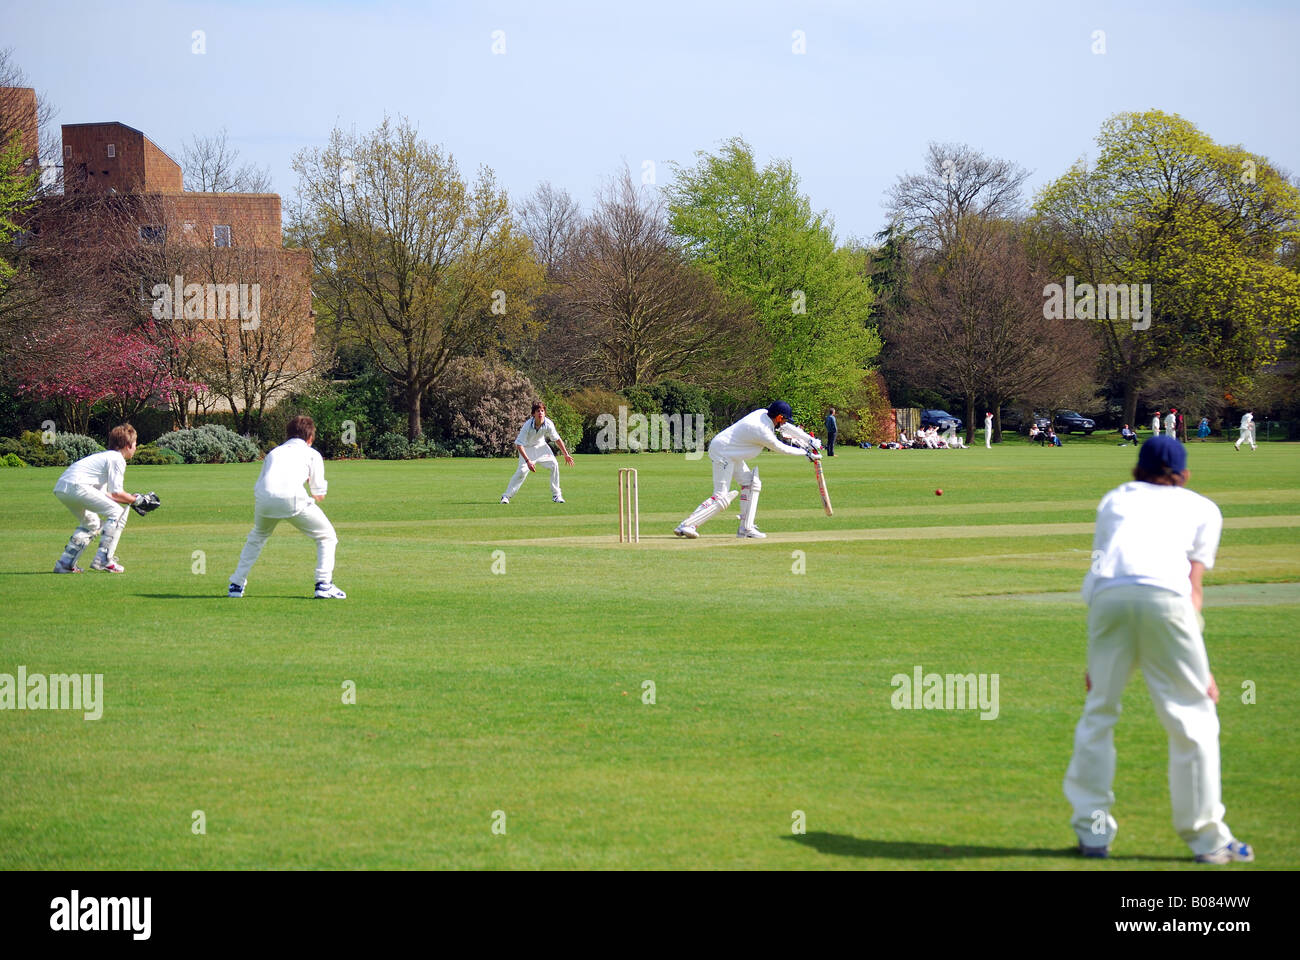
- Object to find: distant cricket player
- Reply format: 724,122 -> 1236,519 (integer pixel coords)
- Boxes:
52,423 -> 157,574
674,401 -> 820,540
228,415 -> 345,599
984,411 -> 993,448
1234,411 -> 1256,451
501,401 -> 574,503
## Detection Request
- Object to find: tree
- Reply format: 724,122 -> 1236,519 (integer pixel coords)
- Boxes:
517,181 -> 580,275
665,137 -> 880,416
291,118 -> 544,439
546,169 -> 759,390
179,128 -> 273,193
1034,110 -> 1300,426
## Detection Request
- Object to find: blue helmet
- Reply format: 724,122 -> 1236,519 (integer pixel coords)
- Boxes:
767,401 -> 793,421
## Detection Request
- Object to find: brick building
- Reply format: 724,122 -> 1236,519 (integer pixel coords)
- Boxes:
32,113 -> 315,423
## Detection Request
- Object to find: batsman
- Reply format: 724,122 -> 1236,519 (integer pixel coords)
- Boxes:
674,401 -> 821,540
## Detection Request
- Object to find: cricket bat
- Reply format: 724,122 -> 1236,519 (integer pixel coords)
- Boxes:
813,457 -> 832,516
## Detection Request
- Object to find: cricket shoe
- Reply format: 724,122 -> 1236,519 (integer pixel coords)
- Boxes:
673,524 -> 698,539
314,581 -> 347,599
90,558 -> 125,573
1195,840 -> 1254,864
500,496 -> 510,504
228,583 -> 244,599
1077,841 -> 1109,859
737,526 -> 767,539
53,561 -> 84,574
553,495 -> 565,503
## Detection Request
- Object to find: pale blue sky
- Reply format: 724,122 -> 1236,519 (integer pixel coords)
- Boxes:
8,0 -> 1298,241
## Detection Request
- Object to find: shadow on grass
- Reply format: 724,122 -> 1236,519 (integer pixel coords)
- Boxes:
785,833 -> 1185,863
136,593 -> 314,601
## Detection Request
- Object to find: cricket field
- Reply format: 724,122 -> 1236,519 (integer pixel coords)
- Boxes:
1,439 -> 1296,870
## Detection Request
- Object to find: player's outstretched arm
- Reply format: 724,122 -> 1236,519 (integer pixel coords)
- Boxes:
557,437 -> 574,466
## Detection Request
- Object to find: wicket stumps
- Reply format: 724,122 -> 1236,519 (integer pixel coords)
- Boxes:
618,468 -> 639,543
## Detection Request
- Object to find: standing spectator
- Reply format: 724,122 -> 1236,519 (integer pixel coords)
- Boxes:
824,408 -> 837,457
1064,436 -> 1252,864
985,411 -> 994,449
1197,417 -> 1211,442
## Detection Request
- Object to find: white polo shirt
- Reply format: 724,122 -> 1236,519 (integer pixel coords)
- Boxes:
516,417 -> 560,460
55,450 -> 126,493
1082,481 -> 1222,604
253,438 -> 327,518
709,409 -> 806,461
1240,413 -> 1253,429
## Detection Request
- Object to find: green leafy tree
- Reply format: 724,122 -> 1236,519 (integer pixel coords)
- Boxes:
1034,110 -> 1300,426
665,138 -> 880,414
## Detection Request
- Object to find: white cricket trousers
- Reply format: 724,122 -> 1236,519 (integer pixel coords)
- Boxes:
54,482 -> 128,567
504,453 -> 561,500
1064,584 -> 1235,856
1235,425 -> 1256,450
231,501 -> 338,586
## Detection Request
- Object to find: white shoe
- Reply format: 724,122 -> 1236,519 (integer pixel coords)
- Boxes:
500,496 -> 510,504
674,524 -> 698,539
228,583 -> 244,599
553,495 -> 565,503
314,582 -> 347,599
737,527 -> 767,539
90,558 -> 125,573
53,561 -> 84,574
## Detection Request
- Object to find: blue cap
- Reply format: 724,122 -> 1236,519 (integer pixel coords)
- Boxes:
1138,435 -> 1187,474
767,401 -> 793,421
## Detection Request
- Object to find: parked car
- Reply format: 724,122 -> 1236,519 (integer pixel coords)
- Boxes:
1004,409 -> 1050,435
920,409 -> 963,432
1054,410 -> 1097,434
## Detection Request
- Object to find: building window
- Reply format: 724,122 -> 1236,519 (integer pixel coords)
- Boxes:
139,225 -> 165,244
63,145 -> 72,158
213,225 -> 231,248
107,144 -> 115,158
183,221 -> 195,233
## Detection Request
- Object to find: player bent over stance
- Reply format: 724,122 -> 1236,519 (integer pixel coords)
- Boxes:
53,424 -> 155,573
228,415 -> 346,599
501,401 -> 574,504
1064,436 -> 1252,864
674,401 -> 820,540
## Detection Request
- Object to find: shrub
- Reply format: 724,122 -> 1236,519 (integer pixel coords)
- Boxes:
131,444 -> 183,465
429,358 -> 538,457
0,434 -> 67,467
51,432 -> 105,463
567,387 -> 627,454
0,452 -> 28,468
447,437 -> 477,458
540,389 -> 582,453
366,431 -> 450,460
154,424 -> 260,464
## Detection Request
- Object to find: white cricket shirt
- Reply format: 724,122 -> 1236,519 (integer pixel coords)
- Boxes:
253,438 -> 327,518
515,417 -> 560,459
1240,413 -> 1253,429
709,409 -> 806,461
55,450 -> 126,493
1082,481 -> 1222,604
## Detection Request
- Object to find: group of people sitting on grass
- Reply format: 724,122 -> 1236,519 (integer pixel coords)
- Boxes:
879,426 -> 968,450
1029,424 -> 1063,447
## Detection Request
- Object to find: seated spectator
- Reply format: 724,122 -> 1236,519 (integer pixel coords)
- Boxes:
1029,424 -> 1045,445
1048,428 -> 1062,447
1118,424 -> 1138,446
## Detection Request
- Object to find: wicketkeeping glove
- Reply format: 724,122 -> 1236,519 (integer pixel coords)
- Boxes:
131,492 -> 161,516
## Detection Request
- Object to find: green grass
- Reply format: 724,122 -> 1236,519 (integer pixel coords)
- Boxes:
1,441 -> 1296,869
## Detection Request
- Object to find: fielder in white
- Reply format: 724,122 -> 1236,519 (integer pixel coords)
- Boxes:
501,402 -> 574,503
1234,411 -> 1256,451
984,411 -> 993,449
674,401 -> 820,540
52,424 -> 146,574
1151,411 -> 1161,436
1064,436 -> 1253,864
228,415 -> 345,599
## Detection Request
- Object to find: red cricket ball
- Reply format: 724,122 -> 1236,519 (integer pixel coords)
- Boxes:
935,488 -> 943,496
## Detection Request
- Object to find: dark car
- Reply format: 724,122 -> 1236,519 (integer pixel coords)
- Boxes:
920,409 -> 963,432
1054,410 -> 1097,434
1005,409 -> 1050,435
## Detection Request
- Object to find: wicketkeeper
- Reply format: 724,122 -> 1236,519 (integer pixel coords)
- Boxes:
52,423 -> 159,574
674,401 -> 820,540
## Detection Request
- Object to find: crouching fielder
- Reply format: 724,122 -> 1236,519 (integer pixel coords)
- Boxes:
52,424 -> 145,573
674,401 -> 818,540
501,402 -> 574,504
228,415 -> 345,599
